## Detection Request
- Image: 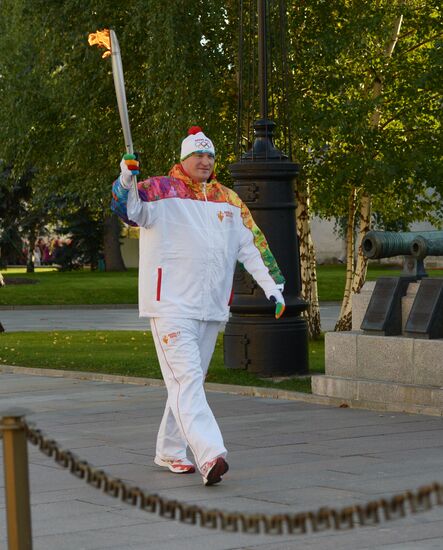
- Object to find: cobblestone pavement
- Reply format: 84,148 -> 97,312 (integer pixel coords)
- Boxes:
1,371 -> 443,549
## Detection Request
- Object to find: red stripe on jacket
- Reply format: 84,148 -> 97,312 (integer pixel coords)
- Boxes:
156,268 -> 162,301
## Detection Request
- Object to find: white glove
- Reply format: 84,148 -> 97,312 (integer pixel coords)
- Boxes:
267,289 -> 285,319
268,289 -> 284,305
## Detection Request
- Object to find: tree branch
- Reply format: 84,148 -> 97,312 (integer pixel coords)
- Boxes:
398,29 -> 417,40
380,108 -> 407,130
399,32 -> 443,56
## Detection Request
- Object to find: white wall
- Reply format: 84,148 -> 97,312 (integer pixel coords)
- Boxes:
310,217 -> 346,264
121,236 -> 139,268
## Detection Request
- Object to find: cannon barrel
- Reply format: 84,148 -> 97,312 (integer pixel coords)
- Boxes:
410,235 -> 443,259
362,230 -> 443,260
363,231 -> 418,259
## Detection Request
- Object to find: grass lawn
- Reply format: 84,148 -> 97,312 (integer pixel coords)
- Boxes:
315,263 -> 443,302
0,267 -> 138,306
2,263 -> 443,306
0,331 -> 324,394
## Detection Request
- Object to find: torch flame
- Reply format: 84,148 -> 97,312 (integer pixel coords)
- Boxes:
88,29 -> 111,58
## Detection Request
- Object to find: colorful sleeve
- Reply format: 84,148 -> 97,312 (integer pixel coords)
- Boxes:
238,201 -> 285,288
111,177 -> 138,226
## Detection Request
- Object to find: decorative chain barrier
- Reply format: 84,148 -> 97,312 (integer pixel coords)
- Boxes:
23,420 -> 443,536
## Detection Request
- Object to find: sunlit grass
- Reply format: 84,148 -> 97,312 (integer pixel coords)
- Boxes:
0,331 -> 324,393
0,268 -> 138,306
3,263 -> 441,306
4,263 -> 443,306
315,263 -> 443,302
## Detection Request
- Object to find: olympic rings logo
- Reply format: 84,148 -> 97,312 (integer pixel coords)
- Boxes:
195,138 -> 211,149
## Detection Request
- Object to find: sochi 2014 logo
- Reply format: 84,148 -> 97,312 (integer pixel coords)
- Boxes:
218,210 -> 233,222
162,331 -> 181,345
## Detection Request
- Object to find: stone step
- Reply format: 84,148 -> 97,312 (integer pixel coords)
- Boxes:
326,331 -> 443,386
311,374 -> 443,416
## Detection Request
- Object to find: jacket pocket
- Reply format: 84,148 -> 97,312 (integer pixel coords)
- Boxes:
156,267 -> 162,301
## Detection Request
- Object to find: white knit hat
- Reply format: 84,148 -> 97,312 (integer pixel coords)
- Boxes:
180,126 -> 215,160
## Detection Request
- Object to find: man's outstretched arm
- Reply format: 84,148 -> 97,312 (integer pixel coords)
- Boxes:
237,202 -> 286,319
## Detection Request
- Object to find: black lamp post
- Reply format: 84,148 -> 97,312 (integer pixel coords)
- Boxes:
223,0 -> 309,376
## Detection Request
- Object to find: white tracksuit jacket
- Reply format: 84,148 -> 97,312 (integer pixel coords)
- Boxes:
111,164 -> 285,321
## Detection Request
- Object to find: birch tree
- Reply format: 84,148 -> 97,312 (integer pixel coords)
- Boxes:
296,180 -> 321,338
287,0 -> 442,332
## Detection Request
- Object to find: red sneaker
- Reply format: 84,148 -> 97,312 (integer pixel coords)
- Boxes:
201,456 -> 229,486
154,456 -> 195,474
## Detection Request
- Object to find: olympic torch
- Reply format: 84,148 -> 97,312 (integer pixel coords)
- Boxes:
88,29 -> 138,197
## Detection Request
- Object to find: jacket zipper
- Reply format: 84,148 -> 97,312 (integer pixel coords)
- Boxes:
202,182 -> 210,320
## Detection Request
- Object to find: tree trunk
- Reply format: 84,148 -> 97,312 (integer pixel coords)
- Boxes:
103,213 -> 126,272
351,193 -> 371,297
26,228 -> 37,274
296,182 -> 321,339
335,188 -> 357,330
335,193 -> 371,331
0,274 -> 4,329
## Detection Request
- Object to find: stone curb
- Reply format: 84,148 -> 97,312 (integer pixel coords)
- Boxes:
2,365 -> 441,417
0,364 -> 345,408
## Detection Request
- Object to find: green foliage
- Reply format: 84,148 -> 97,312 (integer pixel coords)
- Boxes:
0,0 -> 241,273
0,0 -> 238,207
0,162 -> 35,266
286,0 -> 443,226
0,0 -> 441,266
56,207 -> 104,270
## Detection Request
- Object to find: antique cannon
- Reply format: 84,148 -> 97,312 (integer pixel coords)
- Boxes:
361,230 -> 443,338
362,230 -> 443,260
362,230 -> 443,279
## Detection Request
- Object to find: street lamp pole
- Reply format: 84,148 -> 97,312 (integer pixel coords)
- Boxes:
258,0 -> 268,121
224,0 -> 309,376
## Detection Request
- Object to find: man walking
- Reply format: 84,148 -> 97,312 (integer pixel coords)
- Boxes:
112,127 -> 285,485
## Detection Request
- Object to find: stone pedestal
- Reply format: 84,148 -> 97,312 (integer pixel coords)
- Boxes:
312,280 -> 443,416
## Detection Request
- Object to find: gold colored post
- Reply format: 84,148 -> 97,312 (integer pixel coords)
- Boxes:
1,413 -> 33,550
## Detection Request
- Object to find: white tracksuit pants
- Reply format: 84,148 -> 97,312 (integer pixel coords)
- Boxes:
150,317 -> 227,472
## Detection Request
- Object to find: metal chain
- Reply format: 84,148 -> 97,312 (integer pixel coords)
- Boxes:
24,421 -> 443,536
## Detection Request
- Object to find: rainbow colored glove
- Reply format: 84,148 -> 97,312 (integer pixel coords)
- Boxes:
119,153 -> 140,188
269,291 -> 285,319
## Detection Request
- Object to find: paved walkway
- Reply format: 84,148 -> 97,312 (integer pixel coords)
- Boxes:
1,371 -> 443,549
0,303 -> 340,332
